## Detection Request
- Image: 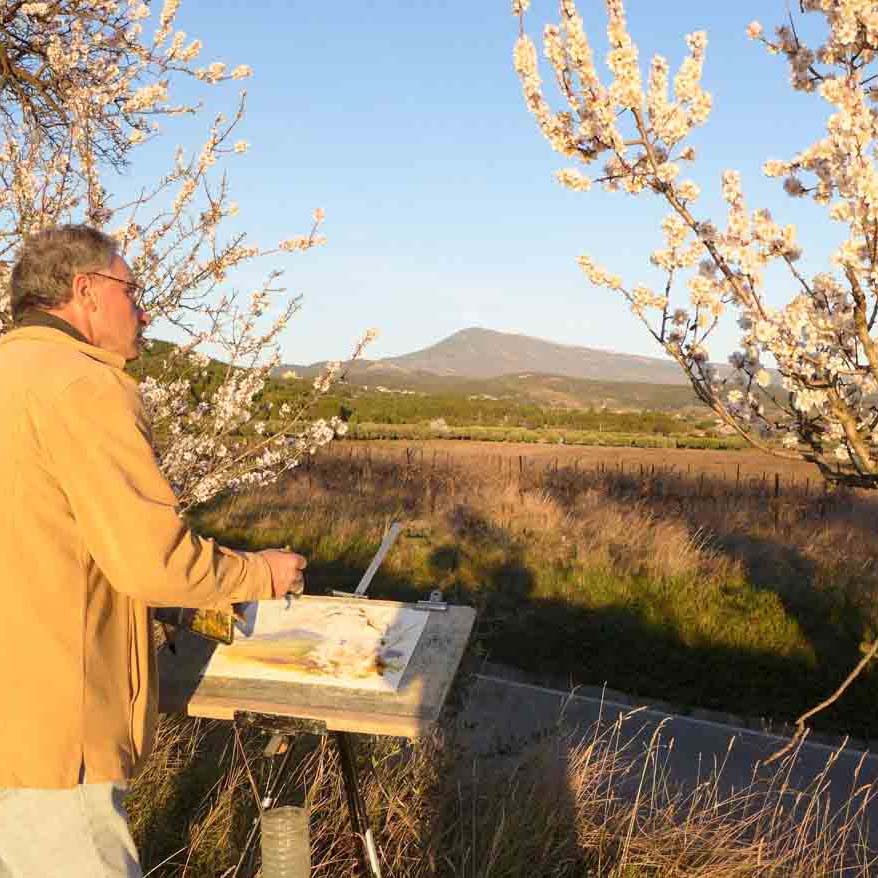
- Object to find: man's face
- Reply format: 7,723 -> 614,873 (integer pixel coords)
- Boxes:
87,256 -> 150,361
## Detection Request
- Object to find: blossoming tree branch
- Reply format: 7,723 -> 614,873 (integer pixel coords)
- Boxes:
513,0 -> 878,491
0,0 -> 374,511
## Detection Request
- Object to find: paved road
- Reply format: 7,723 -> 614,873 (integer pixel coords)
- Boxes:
455,672 -> 878,845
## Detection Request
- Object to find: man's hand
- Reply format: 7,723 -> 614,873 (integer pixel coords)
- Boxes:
257,548 -> 307,599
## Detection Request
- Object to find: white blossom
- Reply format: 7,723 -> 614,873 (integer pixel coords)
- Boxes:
0,1 -> 375,510
515,0 -> 878,484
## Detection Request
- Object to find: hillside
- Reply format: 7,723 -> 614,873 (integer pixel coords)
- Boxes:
383,327 -> 689,383
372,372 -> 701,411
277,327 -> 693,385
133,337 -> 703,414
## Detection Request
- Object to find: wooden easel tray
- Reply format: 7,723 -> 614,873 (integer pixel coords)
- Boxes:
158,597 -> 476,738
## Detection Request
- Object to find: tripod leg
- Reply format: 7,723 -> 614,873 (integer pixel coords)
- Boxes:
335,732 -> 382,878
232,735 -> 306,878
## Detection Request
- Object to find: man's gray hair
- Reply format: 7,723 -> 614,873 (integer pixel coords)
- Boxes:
10,224 -> 119,319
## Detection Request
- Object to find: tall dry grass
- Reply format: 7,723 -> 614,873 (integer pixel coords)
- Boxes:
127,705 -> 878,876
130,441 -> 878,874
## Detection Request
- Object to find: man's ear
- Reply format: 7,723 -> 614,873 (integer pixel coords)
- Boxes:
70,272 -> 97,312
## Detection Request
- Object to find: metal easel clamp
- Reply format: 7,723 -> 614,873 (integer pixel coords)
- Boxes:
234,711 -> 328,738
415,589 -> 448,612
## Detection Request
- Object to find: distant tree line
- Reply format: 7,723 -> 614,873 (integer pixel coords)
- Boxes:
130,341 -> 716,437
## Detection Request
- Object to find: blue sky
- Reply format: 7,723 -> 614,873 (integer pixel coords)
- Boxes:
124,1 -> 842,366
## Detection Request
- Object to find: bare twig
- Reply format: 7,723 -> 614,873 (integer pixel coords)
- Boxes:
766,638 -> 878,765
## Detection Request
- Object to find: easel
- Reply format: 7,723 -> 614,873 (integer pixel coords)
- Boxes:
228,713 -> 381,877
158,598 -> 476,876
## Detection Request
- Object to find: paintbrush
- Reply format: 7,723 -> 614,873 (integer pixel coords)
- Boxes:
284,543 -> 302,610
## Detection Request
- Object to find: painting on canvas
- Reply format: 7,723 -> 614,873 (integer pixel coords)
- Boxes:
201,597 -> 429,693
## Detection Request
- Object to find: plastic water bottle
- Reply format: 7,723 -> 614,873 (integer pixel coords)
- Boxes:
260,805 -> 310,878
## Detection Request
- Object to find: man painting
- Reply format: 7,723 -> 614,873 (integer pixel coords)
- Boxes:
0,225 -> 306,876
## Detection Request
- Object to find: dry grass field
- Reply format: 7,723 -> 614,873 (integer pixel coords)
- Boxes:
190,439 -> 878,737
128,439 -> 878,876
356,438 -> 826,483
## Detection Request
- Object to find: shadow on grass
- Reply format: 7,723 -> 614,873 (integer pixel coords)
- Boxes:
191,491 -> 878,741
711,530 -> 870,680
343,546 -> 878,739
130,720 -> 254,875
537,466 -> 878,736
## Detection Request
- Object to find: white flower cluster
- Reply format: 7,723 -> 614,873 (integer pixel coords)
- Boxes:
630,284 -> 667,317
0,2 -> 375,509
555,168 -> 592,191
577,255 -> 622,290
279,235 -> 327,253
154,324 -> 377,509
515,0 -> 878,483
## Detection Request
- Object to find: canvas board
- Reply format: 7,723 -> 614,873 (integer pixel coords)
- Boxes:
201,596 -> 430,693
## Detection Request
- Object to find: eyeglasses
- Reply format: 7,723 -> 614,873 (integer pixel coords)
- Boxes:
87,271 -> 144,305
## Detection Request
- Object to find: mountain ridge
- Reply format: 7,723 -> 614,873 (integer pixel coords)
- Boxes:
277,327 -> 693,386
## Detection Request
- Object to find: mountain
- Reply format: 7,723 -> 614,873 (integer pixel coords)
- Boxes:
277,327 -> 692,385
135,333 -> 705,411
382,328 -> 689,383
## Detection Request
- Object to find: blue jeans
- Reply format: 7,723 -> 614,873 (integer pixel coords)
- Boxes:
0,780 -> 142,877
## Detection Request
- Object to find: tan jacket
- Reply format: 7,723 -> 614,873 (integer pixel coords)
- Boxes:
0,326 -> 273,789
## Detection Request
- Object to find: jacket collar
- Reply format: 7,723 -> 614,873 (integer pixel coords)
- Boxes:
15,308 -> 90,345
0,324 -> 127,371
